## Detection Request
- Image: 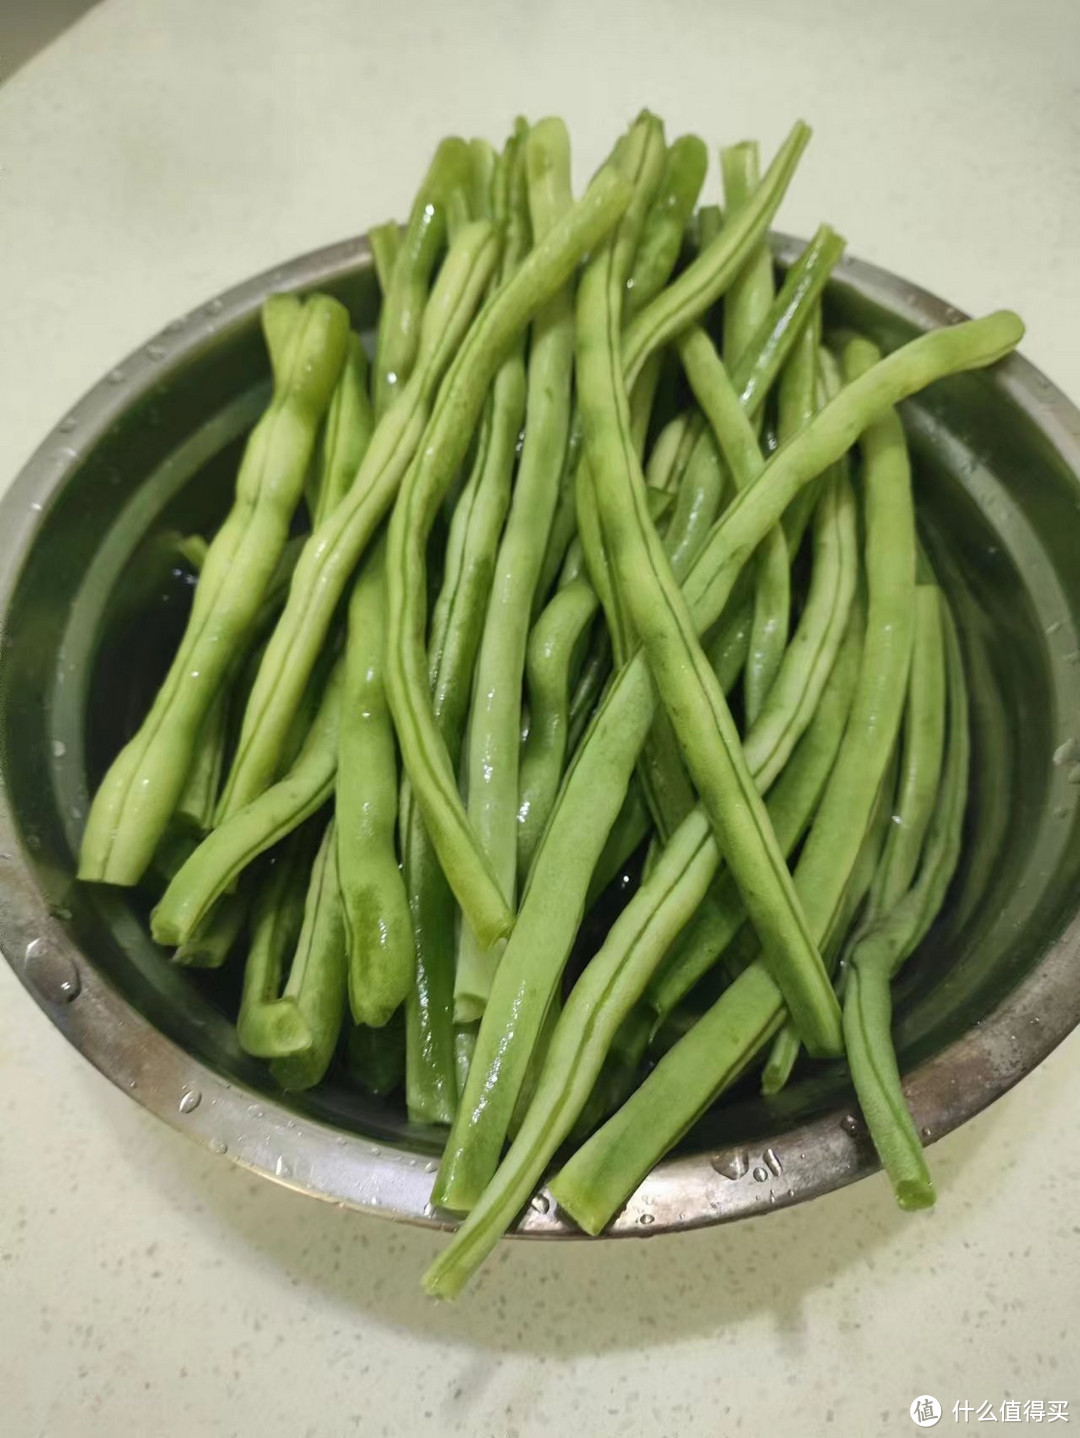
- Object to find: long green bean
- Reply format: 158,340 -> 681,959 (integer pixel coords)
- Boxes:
79,293 -> 350,885
454,118 -> 576,1020
337,540 -> 414,1029
844,598 -> 969,1208
626,134 -> 708,316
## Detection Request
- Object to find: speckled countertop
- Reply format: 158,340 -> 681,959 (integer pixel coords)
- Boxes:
2,2 -> 1079,1434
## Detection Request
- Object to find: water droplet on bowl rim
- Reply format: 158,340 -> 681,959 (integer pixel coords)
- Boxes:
208,1137 -> 228,1155
638,1212 -> 655,1226
529,1193 -> 550,1215
274,1155 -> 292,1179
841,1113 -> 861,1136
24,938 -> 80,1004
178,1087 -> 202,1114
711,1149 -> 749,1180
752,1166 -> 769,1183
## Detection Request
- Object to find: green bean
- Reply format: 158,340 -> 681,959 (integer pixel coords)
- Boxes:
385,165 -> 633,949
454,1022 -> 478,1097
454,119 -> 577,1020
373,137 -> 472,418
720,143 -> 775,379
565,628 -> 612,753
426,796 -> 722,1290
575,114 -> 666,665
580,232 -> 842,1055
626,134 -> 708,316
704,581 -> 754,695
648,506 -> 861,1018
347,1009 -> 406,1096
432,310 -> 1023,1213
237,829 -> 318,1057
869,585 -> 947,918
270,820 -> 348,1092
369,222 -> 403,299
680,324 -> 793,732
174,687 -> 230,834
570,1003 -> 652,1142
516,579 -> 599,880
620,121 -> 811,391
78,294 -> 349,886
401,143 -> 533,1120
217,220 -> 501,821
311,334 -> 375,528
172,891 -> 249,971
843,600 -> 969,1209
550,959 -> 786,1235
337,540 -> 414,1028
151,660 -> 343,947
468,137 -> 497,220
645,412 -> 694,492
529,121 -> 807,615
696,203 -> 723,252
662,426 -> 726,581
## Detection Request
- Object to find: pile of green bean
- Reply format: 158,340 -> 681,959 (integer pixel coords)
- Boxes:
78,113 -> 1023,1298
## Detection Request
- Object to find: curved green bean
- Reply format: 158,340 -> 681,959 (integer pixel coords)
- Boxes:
368,222 -> 402,300
373,137 -> 472,418
237,829 -> 318,1057
516,579 -> 599,880
151,660 -> 343,947
79,292 -> 350,886
269,819 -> 348,1092
626,134 -> 708,317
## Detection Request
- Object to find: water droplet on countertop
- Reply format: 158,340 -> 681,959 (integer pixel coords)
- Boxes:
274,1155 -> 292,1179
24,938 -> 80,1004
638,1212 -> 655,1226
711,1149 -> 749,1180
178,1087 -> 202,1114
208,1137 -> 228,1155
841,1113 -> 861,1136
51,740 -> 66,758
752,1166 -> 769,1183
529,1193 -> 550,1215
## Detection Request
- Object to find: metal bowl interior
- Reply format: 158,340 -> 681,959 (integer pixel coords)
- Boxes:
2,235 -> 1080,1236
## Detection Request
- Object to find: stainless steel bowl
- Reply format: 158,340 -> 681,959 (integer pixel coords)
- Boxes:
2,235 -> 1080,1236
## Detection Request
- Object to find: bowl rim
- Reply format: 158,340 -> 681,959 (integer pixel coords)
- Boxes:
2,232 -> 1080,1238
